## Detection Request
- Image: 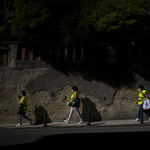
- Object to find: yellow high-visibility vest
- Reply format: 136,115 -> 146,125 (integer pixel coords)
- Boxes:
18,96 -> 28,112
138,90 -> 147,105
70,91 -> 79,102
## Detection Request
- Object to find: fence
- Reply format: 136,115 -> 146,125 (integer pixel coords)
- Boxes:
16,43 -> 109,63
1,42 -> 116,68
0,48 -> 10,67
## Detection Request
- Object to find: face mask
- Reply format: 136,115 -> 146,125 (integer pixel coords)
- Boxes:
138,89 -> 140,91
71,89 -> 74,92
20,93 -> 23,97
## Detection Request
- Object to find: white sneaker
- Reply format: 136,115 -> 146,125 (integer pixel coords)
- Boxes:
16,123 -> 22,127
64,120 -> 69,124
135,118 -> 140,121
78,121 -> 82,124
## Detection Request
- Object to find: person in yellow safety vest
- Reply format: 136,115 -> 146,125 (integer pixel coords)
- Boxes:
64,86 -> 83,124
16,91 -> 32,127
135,85 -> 150,121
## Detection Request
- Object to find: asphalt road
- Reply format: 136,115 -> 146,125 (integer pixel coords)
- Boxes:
1,126 -> 150,148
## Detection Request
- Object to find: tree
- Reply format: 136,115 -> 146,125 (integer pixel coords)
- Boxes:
11,0 -> 52,43
0,0 -> 15,47
1,0 -> 150,46
60,0 -> 96,44
92,0 -> 150,38
55,0 -> 150,43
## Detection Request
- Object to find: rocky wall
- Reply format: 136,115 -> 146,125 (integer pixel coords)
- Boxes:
0,65 -> 149,124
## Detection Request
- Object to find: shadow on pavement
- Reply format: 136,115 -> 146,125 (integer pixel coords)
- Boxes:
1,131 -> 150,148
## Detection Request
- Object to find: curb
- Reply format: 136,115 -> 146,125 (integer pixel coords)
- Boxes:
1,121 -> 150,129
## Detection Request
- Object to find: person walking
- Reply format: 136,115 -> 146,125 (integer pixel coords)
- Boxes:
16,91 -> 32,127
135,85 -> 150,121
64,86 -> 83,124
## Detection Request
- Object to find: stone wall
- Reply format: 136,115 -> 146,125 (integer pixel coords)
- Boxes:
0,63 -> 150,124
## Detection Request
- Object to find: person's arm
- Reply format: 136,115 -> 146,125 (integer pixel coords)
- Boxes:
70,92 -> 77,103
72,92 -> 76,101
18,99 -> 25,105
135,98 -> 139,104
142,92 -> 148,98
21,101 -> 25,104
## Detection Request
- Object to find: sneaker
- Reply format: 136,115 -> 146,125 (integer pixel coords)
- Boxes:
135,118 -> 140,121
64,120 -> 69,124
16,123 -> 22,127
78,121 -> 82,124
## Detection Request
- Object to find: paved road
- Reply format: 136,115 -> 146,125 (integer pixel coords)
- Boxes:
1,126 -> 150,148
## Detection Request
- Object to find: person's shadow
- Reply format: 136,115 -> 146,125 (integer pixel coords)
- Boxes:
34,105 -> 51,124
81,98 -> 102,122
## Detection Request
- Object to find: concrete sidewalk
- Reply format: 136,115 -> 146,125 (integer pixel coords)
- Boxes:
0,119 -> 150,129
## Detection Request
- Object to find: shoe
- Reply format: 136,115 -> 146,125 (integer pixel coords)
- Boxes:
64,120 -> 69,124
78,121 -> 82,124
30,119 -> 32,125
135,118 -> 140,121
16,123 -> 22,127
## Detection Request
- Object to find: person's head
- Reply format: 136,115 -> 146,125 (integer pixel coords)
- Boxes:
138,85 -> 145,91
20,91 -> 26,97
71,86 -> 78,92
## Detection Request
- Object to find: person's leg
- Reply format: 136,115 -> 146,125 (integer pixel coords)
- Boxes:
137,105 -> 142,119
19,114 -> 21,124
74,107 -> 82,121
67,107 -> 74,121
22,112 -> 30,121
143,110 -> 150,117
16,114 -> 22,126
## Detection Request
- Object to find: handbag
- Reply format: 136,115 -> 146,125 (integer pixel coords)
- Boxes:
66,102 -> 72,106
142,98 -> 150,110
66,98 -> 80,107
72,98 -> 80,107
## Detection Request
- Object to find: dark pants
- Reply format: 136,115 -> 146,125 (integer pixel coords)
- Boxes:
137,105 -> 150,119
18,112 -> 30,124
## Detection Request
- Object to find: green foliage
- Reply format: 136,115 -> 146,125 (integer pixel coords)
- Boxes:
11,0 -> 51,42
0,0 -> 150,46
92,0 -> 149,33
0,0 -> 14,47
59,0 -> 150,43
